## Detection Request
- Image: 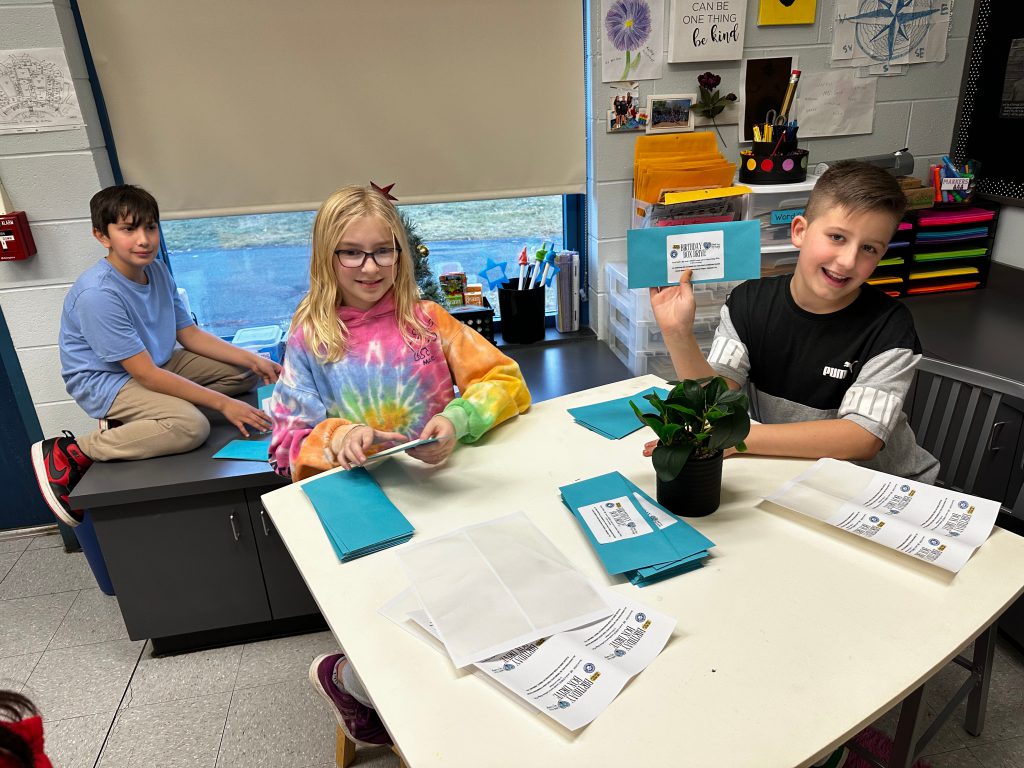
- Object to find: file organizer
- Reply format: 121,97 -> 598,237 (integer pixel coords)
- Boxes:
301,468 -> 414,561
867,204 -> 998,297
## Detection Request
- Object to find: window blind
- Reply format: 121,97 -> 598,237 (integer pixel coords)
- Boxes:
77,0 -> 586,218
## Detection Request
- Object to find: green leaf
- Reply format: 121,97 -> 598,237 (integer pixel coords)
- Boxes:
708,409 -> 751,451
735,441 -> 748,453
652,443 -> 693,481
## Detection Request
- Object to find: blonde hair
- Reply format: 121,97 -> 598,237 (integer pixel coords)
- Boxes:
292,185 -> 429,363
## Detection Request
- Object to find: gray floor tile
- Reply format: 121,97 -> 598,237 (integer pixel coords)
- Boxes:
46,711 -> 118,768
49,587 -> 129,650
0,547 -> 94,600
98,692 -> 230,768
0,552 -> 19,584
925,748 -> 987,767
0,651 -> 43,691
995,636 -> 1024,678
28,532 -> 64,550
0,591 -> 77,656
969,735 -> 1024,768
124,642 -> 242,708
25,638 -> 144,721
0,537 -> 32,555
216,678 -> 336,768
300,749 -> 399,768
235,630 -> 336,689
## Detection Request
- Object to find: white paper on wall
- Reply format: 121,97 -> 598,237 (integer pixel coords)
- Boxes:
668,0 -> 745,63
796,70 -> 877,138
602,0 -> 666,82
831,0 -> 949,69
0,48 -> 84,134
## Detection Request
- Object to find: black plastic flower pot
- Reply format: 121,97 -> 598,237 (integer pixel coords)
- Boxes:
655,451 -> 724,517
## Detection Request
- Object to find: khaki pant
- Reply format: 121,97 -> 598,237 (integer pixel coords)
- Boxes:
77,349 -> 257,462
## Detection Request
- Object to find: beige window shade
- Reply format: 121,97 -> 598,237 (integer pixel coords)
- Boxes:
77,1 -> 586,219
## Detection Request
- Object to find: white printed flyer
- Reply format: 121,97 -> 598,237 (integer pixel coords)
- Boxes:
765,458 -> 1000,573
384,590 -> 675,731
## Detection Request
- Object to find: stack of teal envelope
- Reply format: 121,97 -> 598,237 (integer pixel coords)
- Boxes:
567,387 -> 670,440
559,471 -> 714,586
301,468 -> 414,561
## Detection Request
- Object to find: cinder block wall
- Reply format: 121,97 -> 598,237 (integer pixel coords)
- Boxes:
0,0 -> 114,438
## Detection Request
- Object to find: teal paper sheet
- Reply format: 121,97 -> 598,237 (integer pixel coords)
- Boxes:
212,435 -> 272,462
301,468 -> 414,562
559,471 -> 714,584
567,387 -> 671,440
626,220 -> 761,289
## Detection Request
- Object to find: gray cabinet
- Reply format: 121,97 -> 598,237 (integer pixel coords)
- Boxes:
93,490 -> 272,640
246,487 -> 320,619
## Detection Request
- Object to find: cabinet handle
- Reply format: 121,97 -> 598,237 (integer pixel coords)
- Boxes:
986,421 -> 1006,454
229,512 -> 241,541
260,508 -> 271,537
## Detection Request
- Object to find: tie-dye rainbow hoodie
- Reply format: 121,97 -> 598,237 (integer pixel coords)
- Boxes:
269,292 -> 531,480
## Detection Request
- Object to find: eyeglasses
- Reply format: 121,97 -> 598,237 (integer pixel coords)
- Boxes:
334,247 -> 400,268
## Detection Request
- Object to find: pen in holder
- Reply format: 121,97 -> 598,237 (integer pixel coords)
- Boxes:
497,280 -> 545,344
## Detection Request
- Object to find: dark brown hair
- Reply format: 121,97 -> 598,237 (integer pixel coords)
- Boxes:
804,160 -> 906,225
0,690 -> 38,767
90,184 -> 160,234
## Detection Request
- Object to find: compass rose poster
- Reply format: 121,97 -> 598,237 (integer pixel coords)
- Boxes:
831,0 -> 950,68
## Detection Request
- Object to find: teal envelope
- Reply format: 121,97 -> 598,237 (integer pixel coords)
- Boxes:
258,383 -> 276,412
567,387 -> 670,440
212,435 -> 272,462
301,468 -> 414,562
559,471 -> 714,578
626,220 -> 761,289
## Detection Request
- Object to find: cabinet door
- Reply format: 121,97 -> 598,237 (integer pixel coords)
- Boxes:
246,487 -> 320,619
91,490 -> 271,640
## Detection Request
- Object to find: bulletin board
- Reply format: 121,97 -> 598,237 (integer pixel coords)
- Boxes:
952,0 -> 1024,206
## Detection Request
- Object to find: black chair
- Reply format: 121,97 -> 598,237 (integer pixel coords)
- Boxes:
859,357 -> 1024,767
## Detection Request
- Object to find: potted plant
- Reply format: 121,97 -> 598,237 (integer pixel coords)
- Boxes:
630,376 -> 750,517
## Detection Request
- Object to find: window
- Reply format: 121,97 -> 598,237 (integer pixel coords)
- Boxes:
162,195 -> 574,339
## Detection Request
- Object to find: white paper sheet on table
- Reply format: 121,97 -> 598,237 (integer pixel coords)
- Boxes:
394,512 -> 614,668
381,587 -> 676,731
766,458 -> 1000,573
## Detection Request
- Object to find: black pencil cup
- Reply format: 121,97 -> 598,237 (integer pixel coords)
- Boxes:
497,280 -> 545,344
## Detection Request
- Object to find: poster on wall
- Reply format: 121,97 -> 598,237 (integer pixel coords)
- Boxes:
1000,38 -> 1024,119
831,0 -> 949,69
758,0 -> 816,26
739,56 -> 797,142
602,0 -> 665,82
668,0 -> 745,63
797,70 -> 877,138
0,48 -> 84,134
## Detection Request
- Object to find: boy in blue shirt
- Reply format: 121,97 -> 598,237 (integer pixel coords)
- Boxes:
31,185 -> 282,526
648,160 -> 938,482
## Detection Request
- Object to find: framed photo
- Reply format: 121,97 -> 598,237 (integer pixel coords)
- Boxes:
952,0 -> 1024,205
607,86 -> 646,132
646,94 -> 695,134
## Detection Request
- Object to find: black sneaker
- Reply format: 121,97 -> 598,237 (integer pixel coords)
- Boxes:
30,431 -> 93,526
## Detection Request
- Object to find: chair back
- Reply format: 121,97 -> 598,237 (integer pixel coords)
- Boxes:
908,357 -> 1024,517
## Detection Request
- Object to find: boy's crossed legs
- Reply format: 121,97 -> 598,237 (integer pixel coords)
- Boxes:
32,350 -> 257,524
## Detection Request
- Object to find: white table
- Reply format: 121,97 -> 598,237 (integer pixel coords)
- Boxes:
262,375 -> 1024,768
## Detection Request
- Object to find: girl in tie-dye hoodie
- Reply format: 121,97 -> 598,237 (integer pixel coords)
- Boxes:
269,185 -> 531,481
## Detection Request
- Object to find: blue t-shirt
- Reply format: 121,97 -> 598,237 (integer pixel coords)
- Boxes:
60,259 -> 193,418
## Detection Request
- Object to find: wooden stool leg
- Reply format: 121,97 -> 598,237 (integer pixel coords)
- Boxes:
336,725 -> 356,768
392,746 -> 407,768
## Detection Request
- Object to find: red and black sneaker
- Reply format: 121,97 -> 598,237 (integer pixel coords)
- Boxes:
30,431 -> 93,527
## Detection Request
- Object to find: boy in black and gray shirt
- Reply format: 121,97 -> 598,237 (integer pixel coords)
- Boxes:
648,160 -> 937,481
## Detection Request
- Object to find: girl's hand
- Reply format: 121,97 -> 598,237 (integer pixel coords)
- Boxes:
249,354 -> 282,384
649,269 -> 697,338
330,425 -> 407,470
407,415 -> 456,466
642,439 -> 658,458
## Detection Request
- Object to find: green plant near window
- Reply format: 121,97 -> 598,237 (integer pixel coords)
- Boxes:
630,376 -> 750,481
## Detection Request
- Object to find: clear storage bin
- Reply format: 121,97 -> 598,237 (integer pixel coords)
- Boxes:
745,179 -> 816,247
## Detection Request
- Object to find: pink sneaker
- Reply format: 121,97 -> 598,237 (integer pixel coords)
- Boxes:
308,653 -> 392,747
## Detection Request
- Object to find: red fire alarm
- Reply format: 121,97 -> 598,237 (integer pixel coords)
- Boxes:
0,211 -> 36,261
